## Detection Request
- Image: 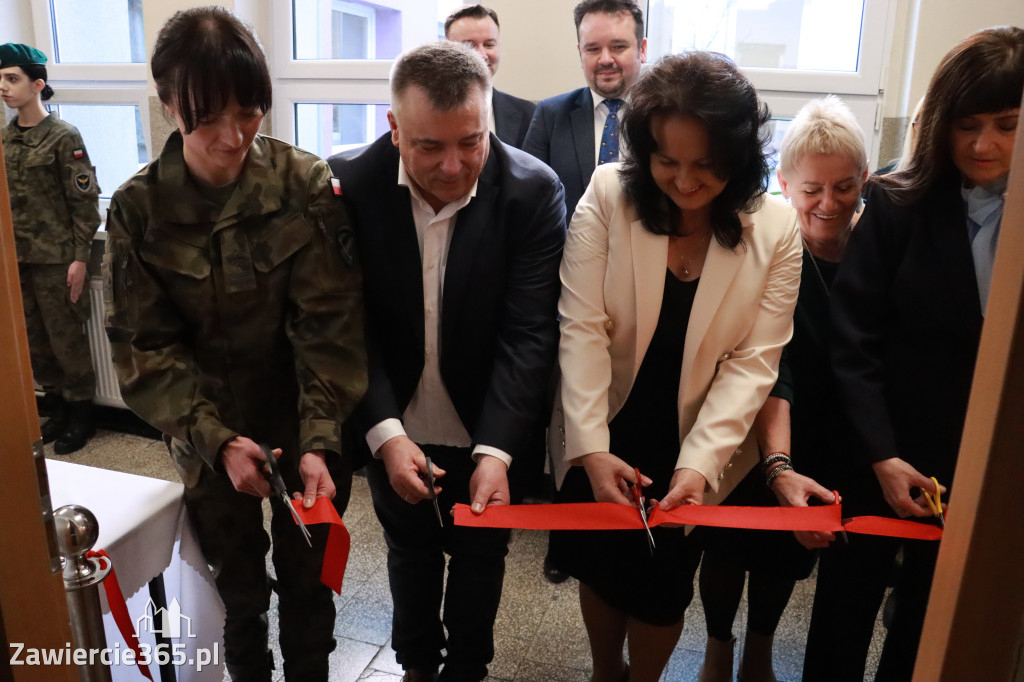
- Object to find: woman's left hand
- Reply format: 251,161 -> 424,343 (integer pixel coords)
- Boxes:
654,467 -> 706,510
769,469 -> 838,549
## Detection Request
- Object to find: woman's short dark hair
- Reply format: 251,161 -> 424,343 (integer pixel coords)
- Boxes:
151,6 -> 272,134
18,63 -> 53,101
874,25 -> 1024,204
619,51 -> 771,247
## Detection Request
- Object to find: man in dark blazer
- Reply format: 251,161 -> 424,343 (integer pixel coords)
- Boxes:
444,3 -> 535,149
523,0 -> 647,220
328,41 -> 565,682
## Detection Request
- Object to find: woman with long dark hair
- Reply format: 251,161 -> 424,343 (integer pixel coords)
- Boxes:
803,25 -> 1023,681
548,51 -> 801,681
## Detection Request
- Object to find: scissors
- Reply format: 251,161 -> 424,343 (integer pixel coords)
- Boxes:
631,467 -> 656,556
421,455 -> 444,527
260,444 -> 313,547
921,476 -> 945,528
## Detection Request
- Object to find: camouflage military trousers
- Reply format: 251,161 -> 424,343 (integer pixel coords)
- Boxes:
18,262 -> 96,401
182,453 -> 352,682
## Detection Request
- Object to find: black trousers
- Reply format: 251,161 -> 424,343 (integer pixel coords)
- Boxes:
366,445 -> 511,682
803,532 -> 939,681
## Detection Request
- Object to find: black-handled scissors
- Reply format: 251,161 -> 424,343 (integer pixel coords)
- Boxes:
260,444 -> 313,547
631,467 -> 655,556
422,455 -> 444,528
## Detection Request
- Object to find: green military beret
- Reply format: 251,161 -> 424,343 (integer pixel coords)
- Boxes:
0,44 -> 48,69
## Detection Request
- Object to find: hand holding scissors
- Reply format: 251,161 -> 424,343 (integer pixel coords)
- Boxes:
631,467 -> 656,556
260,444 -> 313,547
920,476 -> 946,528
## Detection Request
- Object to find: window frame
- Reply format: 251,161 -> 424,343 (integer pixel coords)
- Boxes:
30,0 -> 147,81
28,0 -> 151,216
645,0 -> 896,97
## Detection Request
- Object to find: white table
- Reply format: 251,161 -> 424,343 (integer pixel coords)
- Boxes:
46,459 -> 225,681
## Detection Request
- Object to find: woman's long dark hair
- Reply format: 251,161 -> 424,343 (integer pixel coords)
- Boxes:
19,63 -> 53,101
151,6 -> 272,134
873,25 -> 1024,205
619,51 -> 771,248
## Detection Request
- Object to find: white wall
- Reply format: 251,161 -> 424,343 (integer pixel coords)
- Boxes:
0,2 -> 33,46
488,0 -> 586,100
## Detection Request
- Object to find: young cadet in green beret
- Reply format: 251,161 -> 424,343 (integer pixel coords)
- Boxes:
1,42 -> 101,453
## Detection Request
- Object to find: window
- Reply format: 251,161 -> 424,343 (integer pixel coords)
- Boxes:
648,0 -> 865,73
646,0 -> 895,169
29,0 -> 151,211
295,102 -> 391,159
273,0 -> 463,151
52,103 -> 147,200
48,0 -> 145,64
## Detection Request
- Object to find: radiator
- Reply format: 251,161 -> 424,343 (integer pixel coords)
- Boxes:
87,277 -> 126,408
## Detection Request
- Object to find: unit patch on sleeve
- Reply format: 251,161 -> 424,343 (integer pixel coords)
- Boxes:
74,172 -> 93,192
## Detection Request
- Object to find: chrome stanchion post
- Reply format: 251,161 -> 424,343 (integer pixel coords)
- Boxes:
55,504 -> 113,682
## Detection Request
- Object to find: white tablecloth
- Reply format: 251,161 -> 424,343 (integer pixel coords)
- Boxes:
46,459 -> 225,681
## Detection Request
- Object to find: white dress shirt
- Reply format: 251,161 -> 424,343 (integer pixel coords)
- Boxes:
364,160 -> 512,468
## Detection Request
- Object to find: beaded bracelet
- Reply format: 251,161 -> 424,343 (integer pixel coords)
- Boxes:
765,463 -> 794,489
761,452 -> 792,472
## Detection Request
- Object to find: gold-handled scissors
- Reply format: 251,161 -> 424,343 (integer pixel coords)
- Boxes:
260,444 -> 313,547
422,455 -> 444,527
631,467 -> 655,556
921,476 -> 945,528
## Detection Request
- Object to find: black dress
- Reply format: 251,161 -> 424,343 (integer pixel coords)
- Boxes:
695,251 -> 840,580
550,270 -> 703,626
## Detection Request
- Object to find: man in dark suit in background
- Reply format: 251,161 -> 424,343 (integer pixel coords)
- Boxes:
523,0 -> 646,220
328,41 -> 565,682
444,4 -> 535,149
522,0 -> 646,585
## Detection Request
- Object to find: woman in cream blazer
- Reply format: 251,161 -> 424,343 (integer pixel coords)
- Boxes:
549,52 -> 801,682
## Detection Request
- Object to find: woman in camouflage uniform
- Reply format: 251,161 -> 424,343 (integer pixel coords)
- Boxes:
103,8 -> 366,681
1,43 -> 101,454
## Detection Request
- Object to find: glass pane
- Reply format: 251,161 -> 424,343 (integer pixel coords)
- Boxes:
295,103 -> 391,158
49,0 -> 145,64
293,0 -> 463,60
647,0 -> 864,73
54,104 -> 148,199
765,118 -> 791,195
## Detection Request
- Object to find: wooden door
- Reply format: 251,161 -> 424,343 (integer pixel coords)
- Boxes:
0,135 -> 76,680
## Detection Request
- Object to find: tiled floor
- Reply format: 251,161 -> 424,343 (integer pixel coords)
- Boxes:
45,424 -> 886,681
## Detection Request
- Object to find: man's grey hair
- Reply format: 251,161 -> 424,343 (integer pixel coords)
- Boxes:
390,41 -> 492,113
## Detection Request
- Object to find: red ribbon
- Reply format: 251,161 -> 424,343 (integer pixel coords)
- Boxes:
453,501 -> 943,541
86,549 -> 154,681
291,498 -> 351,595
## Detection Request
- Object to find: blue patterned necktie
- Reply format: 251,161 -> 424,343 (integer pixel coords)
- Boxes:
598,99 -> 624,165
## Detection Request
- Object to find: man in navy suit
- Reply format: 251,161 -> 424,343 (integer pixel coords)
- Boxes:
328,41 -> 565,682
523,0 -> 647,221
444,4 -> 535,149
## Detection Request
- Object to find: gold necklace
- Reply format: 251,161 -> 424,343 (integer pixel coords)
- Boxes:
671,233 -> 710,278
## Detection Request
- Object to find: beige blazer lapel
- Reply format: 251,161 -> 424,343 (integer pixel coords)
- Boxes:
678,229 -> 748,412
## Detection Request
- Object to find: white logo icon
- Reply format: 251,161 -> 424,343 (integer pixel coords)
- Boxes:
136,598 -> 195,639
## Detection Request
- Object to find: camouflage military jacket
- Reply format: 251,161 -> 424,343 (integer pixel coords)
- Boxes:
2,113 -> 101,264
103,132 -> 366,482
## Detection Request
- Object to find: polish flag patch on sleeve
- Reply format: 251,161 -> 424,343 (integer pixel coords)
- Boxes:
73,149 -> 84,159
331,177 -> 342,196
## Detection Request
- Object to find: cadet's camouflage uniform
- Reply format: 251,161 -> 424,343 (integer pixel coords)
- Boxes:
103,131 -> 367,682
4,113 -> 100,401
